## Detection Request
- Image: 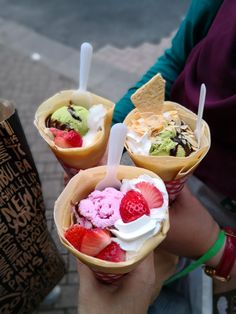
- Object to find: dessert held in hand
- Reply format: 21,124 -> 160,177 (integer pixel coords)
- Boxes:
34,91 -> 113,177
54,166 -> 169,281
124,73 -> 211,200
64,174 -> 168,262
34,42 -> 114,177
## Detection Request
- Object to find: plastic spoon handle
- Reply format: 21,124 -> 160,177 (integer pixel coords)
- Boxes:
195,83 -> 206,148
107,123 -> 127,167
95,123 -> 127,190
79,42 -> 93,91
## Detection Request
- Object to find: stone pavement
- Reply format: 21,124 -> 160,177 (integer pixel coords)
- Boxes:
0,16 -> 172,314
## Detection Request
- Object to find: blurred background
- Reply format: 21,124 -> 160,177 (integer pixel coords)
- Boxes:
0,0 -> 189,313
0,0 -> 189,48
0,0 -> 189,99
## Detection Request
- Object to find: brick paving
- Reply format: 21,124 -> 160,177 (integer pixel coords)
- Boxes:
0,16 -> 175,314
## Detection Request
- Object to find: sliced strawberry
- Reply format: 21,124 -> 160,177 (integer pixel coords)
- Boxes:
80,228 -> 111,256
50,128 -> 65,137
54,135 -> 69,148
64,130 -> 83,147
50,128 -> 83,148
119,190 -> 150,223
135,182 -> 164,208
64,224 -> 87,251
96,242 -> 126,262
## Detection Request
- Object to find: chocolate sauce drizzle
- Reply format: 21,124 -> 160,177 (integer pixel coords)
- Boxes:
170,133 -> 193,157
45,114 -> 71,130
67,106 -> 82,122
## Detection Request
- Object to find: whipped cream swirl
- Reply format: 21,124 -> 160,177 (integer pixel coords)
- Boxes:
110,174 -> 168,252
126,130 -> 151,155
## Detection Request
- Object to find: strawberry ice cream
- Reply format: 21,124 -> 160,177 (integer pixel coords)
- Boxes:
79,188 -> 124,228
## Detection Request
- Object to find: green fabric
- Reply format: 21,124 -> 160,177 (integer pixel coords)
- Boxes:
164,230 -> 226,285
112,0 -> 223,125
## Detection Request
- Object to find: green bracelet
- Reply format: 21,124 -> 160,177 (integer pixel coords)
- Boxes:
164,230 -> 226,285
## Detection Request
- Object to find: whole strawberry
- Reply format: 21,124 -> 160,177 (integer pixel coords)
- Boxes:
119,190 -> 150,223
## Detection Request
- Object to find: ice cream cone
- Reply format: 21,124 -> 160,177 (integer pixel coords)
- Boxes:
124,74 -> 211,201
34,90 -> 114,177
54,165 -> 170,281
125,102 -> 210,177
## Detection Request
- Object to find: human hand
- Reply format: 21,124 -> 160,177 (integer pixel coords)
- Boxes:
77,252 -> 158,314
159,186 -> 234,278
160,185 -> 220,259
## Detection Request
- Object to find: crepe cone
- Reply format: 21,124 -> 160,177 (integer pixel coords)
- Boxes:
124,103 -> 210,201
124,74 -> 211,201
34,90 -> 114,177
54,165 -> 170,282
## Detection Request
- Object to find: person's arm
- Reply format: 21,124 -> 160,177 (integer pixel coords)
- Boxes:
77,253 -> 158,314
160,185 -> 236,277
112,0 -> 222,125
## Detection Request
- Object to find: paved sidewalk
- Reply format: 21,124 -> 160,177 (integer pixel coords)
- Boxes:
0,17 -> 172,314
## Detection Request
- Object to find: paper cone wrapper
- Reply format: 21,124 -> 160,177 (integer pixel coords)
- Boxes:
124,101 -> 211,201
34,90 -> 114,177
54,165 -> 169,282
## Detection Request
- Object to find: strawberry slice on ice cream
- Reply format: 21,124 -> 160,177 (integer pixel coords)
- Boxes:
135,181 -> 164,208
119,190 -> 150,223
80,228 -> 111,256
50,128 -> 83,148
96,242 -> 126,262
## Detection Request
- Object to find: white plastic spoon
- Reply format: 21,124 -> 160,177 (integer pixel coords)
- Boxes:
71,42 -> 93,106
194,83 -> 206,148
95,123 -> 127,191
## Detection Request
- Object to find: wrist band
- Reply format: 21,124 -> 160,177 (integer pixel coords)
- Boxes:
164,229 -> 226,285
204,227 -> 236,281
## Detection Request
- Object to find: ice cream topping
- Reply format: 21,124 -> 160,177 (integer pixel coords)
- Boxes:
126,110 -> 198,157
111,175 -> 168,252
45,102 -> 106,148
65,174 -> 168,262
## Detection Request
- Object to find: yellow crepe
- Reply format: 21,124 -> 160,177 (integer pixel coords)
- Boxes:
124,103 -> 210,181
34,90 -> 114,175
124,73 -> 211,181
54,165 -> 170,274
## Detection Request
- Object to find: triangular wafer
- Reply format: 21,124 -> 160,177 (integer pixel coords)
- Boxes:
131,73 -> 165,113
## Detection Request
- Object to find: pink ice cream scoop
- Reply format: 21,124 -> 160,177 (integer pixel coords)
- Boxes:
79,187 -> 124,228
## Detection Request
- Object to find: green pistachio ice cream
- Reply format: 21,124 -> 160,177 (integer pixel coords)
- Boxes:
149,129 -> 188,157
50,105 -> 89,135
